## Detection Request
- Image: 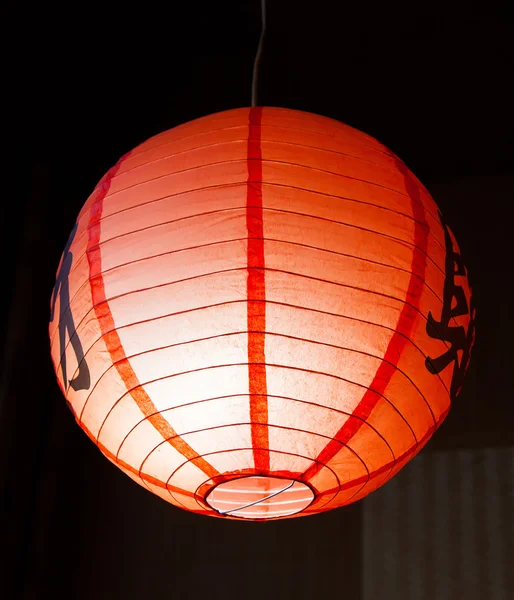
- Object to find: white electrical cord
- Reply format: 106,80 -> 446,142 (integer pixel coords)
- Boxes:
251,0 -> 267,107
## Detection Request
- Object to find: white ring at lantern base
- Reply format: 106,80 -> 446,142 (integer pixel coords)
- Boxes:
205,476 -> 315,519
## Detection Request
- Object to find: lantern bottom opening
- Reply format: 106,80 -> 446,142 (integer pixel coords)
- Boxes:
205,475 -> 315,519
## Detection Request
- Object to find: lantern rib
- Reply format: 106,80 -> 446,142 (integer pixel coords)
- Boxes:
56,231 -> 448,366
67,298 -> 449,426
105,137 -> 430,200
307,409 -> 448,509
164,439 -> 356,493
92,363 -> 417,447
96,238 -> 434,281
61,295 -> 450,406
113,392 -> 395,459
122,136 -> 404,183
125,121 -> 397,164
132,423 -> 384,516
76,419 -> 199,499
300,181 -> 429,483
188,448 -> 340,512
68,205 -> 443,289
88,207 -> 438,262
64,218 -> 443,316
86,418 -> 327,513
164,446 -> 341,483
91,362 -> 418,449
64,292 -> 452,416
88,329 -> 436,448
57,286 -> 451,401
97,156 -> 440,223
71,182 -> 443,263
84,189 -> 223,481
71,309 -> 448,433
80,408 -> 444,518
185,446 -> 355,515
63,265 -> 452,369
188,453 -> 337,507
308,462 -> 399,512
79,235 -> 445,310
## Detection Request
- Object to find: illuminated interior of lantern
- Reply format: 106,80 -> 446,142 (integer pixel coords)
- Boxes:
206,476 -> 314,519
47,105 -> 471,519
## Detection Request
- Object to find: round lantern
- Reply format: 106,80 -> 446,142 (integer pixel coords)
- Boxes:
49,107 -> 475,520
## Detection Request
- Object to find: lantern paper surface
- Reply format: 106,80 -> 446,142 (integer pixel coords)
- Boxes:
49,107 -> 475,520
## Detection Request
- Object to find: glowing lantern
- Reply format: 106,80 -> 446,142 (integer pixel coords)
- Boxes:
49,107 -> 475,520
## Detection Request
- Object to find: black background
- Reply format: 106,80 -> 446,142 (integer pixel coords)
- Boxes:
3,1 -> 513,598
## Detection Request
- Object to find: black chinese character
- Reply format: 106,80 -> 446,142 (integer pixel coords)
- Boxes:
425,213 -> 475,400
50,223 -> 91,392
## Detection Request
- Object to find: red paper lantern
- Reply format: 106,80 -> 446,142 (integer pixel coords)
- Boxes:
49,107 -> 475,520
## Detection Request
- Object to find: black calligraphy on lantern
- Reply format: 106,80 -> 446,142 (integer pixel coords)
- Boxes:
50,222 -> 91,392
425,213 -> 475,400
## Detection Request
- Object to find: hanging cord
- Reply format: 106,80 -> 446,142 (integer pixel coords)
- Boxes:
251,0 -> 267,107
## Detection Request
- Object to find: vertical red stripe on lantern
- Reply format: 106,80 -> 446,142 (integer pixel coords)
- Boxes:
246,107 -> 270,472
85,158 -> 220,481
303,160 -> 430,482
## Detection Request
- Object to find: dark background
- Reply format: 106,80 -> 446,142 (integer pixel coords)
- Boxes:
3,1 -> 513,598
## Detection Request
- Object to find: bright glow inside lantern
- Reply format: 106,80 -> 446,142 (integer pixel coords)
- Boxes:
49,107 -> 475,520
206,477 -> 315,519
